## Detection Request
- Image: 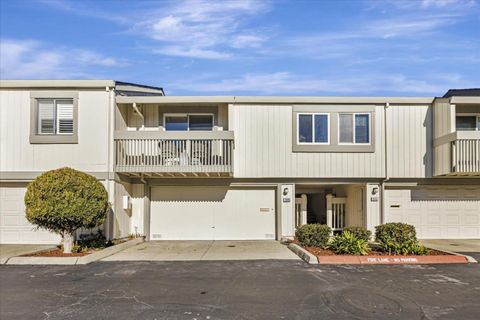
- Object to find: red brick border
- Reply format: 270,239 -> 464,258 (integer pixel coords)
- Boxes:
317,255 -> 468,265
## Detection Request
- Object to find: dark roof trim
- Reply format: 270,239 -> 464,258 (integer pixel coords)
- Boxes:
443,88 -> 480,98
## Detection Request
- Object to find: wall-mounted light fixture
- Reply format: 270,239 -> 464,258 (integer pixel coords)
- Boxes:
283,187 -> 289,196
372,187 -> 379,195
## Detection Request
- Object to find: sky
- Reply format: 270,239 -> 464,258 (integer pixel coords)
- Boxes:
0,0 -> 479,96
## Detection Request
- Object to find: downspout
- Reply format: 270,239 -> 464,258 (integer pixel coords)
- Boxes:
140,173 -> 150,241
106,86 -> 115,240
380,102 -> 390,225
132,102 -> 145,130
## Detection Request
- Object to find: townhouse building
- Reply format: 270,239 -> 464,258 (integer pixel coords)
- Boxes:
0,81 -> 479,244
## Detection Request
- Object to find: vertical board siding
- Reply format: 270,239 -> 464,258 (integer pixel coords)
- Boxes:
387,105 -> 432,178
232,104 -> 385,178
0,90 -> 110,172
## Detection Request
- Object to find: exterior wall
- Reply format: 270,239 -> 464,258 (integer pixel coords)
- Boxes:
0,89 -> 111,173
386,104 -> 433,178
231,104 -> 385,178
433,98 -> 455,139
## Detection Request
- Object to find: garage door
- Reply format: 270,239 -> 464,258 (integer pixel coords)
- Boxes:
0,185 -> 60,244
150,186 -> 276,240
385,187 -> 480,239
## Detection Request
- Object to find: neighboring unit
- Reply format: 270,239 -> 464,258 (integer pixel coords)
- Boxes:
0,81 -> 479,244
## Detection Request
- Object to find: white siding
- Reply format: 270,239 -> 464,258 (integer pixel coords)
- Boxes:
386,105 -> 432,178
232,104 -> 385,178
0,90 -> 110,172
433,99 -> 455,139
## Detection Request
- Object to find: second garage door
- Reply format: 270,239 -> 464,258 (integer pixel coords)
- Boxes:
385,186 -> 480,239
150,186 -> 276,240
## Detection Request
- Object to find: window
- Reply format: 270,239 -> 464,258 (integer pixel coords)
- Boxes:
164,114 -> 214,131
339,113 -> 370,144
37,99 -> 74,135
297,113 -> 329,144
456,115 -> 480,131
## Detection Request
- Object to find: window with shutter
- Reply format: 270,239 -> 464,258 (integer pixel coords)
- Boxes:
36,99 -> 74,135
56,100 -> 74,134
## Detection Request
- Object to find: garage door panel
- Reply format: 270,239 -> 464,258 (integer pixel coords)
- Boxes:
0,186 -> 60,244
385,187 -> 480,239
150,187 -> 276,240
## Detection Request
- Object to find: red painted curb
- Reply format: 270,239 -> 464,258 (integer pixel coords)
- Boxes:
317,255 -> 469,265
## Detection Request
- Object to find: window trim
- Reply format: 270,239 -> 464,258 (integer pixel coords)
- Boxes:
163,113 -> 215,131
455,114 -> 480,131
30,91 -> 79,144
296,113 -> 330,145
291,105 -> 375,153
338,113 -> 371,145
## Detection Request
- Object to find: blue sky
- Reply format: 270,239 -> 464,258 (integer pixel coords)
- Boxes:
0,0 -> 479,96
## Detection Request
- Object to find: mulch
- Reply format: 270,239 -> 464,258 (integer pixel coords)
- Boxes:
22,248 -> 98,257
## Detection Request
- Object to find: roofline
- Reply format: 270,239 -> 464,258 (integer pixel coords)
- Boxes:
115,81 -> 164,93
450,96 -> 480,104
0,80 -> 116,89
116,96 -> 435,105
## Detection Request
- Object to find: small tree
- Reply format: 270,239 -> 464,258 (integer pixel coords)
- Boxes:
25,167 -> 109,253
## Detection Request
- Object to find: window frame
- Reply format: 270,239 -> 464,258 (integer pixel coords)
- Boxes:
455,114 -> 480,131
338,113 -> 371,145
163,113 -> 215,131
30,91 -> 79,144
296,112 -> 330,145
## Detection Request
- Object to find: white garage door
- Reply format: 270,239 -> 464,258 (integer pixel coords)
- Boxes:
385,187 -> 480,239
0,186 -> 60,244
150,186 -> 276,240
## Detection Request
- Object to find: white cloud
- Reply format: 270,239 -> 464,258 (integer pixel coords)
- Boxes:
421,0 -> 476,8
170,72 -> 475,95
0,39 -> 121,79
134,0 -> 270,59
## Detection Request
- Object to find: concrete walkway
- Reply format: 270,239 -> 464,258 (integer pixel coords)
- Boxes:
102,240 -> 300,261
0,244 -> 54,264
420,239 -> 480,253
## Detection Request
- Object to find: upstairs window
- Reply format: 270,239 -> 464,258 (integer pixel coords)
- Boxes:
339,113 -> 370,144
297,113 -> 329,144
164,114 -> 214,131
456,115 -> 480,131
37,99 -> 74,135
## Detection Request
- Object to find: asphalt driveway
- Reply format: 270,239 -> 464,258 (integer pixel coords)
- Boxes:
1,260 -> 480,320
102,240 -> 300,261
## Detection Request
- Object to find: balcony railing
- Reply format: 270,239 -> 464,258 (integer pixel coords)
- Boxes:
451,139 -> 480,174
114,131 -> 234,177
434,131 -> 480,176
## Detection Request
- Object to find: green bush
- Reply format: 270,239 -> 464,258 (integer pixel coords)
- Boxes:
343,226 -> 372,241
375,223 -> 427,255
24,167 -> 109,253
295,224 -> 331,248
329,231 -> 371,255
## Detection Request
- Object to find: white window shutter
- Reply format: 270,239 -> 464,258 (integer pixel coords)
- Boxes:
56,101 -> 74,134
38,100 -> 55,134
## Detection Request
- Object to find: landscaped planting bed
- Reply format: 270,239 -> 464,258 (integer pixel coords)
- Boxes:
290,223 -> 469,265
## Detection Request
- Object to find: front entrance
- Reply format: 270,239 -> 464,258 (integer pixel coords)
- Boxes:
150,186 -> 276,240
295,184 -> 366,230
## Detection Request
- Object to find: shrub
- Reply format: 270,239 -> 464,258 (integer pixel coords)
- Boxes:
329,231 -> 371,255
375,223 -> 427,255
295,224 -> 331,248
24,167 -> 109,254
343,226 -> 372,241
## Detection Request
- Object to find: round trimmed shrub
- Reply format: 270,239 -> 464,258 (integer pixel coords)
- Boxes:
295,224 -> 331,248
375,223 -> 427,255
24,167 -> 109,253
343,226 -> 372,241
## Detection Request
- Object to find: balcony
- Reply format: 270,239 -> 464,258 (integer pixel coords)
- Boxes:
114,131 -> 234,177
434,131 -> 480,176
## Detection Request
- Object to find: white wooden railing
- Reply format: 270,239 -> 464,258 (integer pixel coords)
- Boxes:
451,139 -> 480,174
326,194 -> 347,231
114,131 -> 234,175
